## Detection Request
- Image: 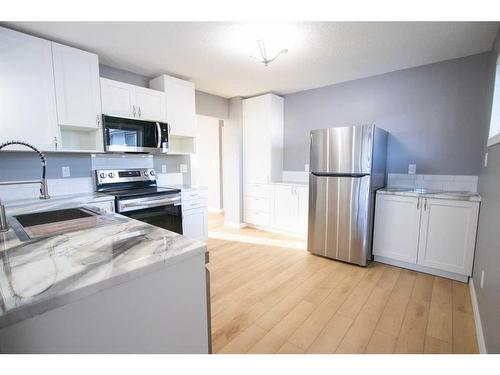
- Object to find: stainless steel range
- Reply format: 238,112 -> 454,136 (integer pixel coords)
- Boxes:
95,168 -> 182,234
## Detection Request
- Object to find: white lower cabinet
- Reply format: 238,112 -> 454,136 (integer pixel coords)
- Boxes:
243,182 -> 309,237
373,193 -> 480,281
182,188 -> 208,242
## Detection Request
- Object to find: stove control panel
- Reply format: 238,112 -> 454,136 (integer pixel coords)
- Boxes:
95,168 -> 157,186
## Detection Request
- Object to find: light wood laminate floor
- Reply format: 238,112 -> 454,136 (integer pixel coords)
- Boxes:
207,214 -> 478,354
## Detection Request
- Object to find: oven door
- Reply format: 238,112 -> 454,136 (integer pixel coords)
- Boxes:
120,204 -> 183,234
103,115 -> 168,153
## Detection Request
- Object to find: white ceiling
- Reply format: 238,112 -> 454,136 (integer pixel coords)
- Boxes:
4,22 -> 499,98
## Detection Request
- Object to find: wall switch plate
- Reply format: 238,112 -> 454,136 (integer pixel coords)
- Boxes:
62,166 -> 70,178
304,164 -> 310,172
161,164 -> 167,173
408,164 -> 417,175
180,164 -> 188,173
480,270 -> 485,288
484,152 -> 488,167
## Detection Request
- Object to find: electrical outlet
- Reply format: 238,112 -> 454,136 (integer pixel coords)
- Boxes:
480,270 -> 485,288
408,164 -> 416,175
180,164 -> 188,173
161,164 -> 167,173
484,152 -> 488,167
62,166 -> 70,178
304,164 -> 310,172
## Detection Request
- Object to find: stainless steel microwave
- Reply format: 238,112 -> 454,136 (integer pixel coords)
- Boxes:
102,115 -> 169,154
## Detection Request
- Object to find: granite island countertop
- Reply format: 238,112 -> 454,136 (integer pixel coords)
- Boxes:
0,196 -> 207,329
377,188 -> 482,202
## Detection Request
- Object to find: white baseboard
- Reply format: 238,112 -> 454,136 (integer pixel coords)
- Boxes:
469,278 -> 487,354
224,221 -> 247,229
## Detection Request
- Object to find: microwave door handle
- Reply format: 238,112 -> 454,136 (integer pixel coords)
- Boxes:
156,122 -> 162,148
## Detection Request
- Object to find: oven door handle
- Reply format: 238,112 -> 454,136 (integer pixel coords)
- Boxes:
118,196 -> 181,212
156,122 -> 162,148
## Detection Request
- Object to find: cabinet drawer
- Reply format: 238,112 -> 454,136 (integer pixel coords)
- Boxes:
244,209 -> 270,226
182,198 -> 207,211
182,189 -> 208,202
244,196 -> 270,212
244,183 -> 270,198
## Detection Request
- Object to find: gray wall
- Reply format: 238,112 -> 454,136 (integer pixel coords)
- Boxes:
472,29 -> 500,353
195,91 -> 229,119
284,53 -> 493,175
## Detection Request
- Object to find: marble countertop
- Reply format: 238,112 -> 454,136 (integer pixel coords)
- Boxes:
0,195 -> 207,329
377,188 -> 481,202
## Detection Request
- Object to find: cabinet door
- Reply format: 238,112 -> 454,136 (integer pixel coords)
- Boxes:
0,27 -> 59,151
372,194 -> 421,263
296,186 -> 309,236
100,78 -> 136,118
417,198 -> 479,276
166,77 -> 196,136
243,96 -> 271,184
183,206 -> 208,242
52,42 -> 101,128
135,87 -> 166,122
272,185 -> 297,232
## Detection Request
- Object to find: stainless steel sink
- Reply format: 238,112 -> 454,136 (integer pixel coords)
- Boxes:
9,207 -> 104,241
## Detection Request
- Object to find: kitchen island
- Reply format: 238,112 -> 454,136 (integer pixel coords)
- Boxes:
0,196 -> 210,353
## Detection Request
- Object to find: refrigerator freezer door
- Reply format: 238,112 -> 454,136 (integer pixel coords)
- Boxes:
307,174 -> 372,266
309,126 -> 374,175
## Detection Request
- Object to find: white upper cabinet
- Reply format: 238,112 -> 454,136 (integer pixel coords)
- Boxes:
149,74 -> 196,137
134,86 -> 166,122
100,78 -> 137,118
52,42 -> 101,129
242,94 -> 284,184
0,27 -> 59,151
373,194 -> 421,263
417,198 -> 479,276
101,78 -> 166,122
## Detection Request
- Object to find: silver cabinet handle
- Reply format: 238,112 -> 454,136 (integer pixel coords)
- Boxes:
424,198 -> 428,211
132,105 -> 136,117
54,136 -> 58,150
138,106 -> 142,118
417,197 -> 420,210
96,114 -> 101,127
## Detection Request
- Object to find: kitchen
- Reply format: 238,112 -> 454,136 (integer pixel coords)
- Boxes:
1,15 -> 500,363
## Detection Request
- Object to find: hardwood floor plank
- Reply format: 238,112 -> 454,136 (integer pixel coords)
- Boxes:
452,280 -> 474,315
277,341 -> 305,354
306,314 -> 354,354
218,324 -> 268,354
452,310 -> 479,353
394,273 -> 433,353
248,300 -> 316,353
426,277 -> 453,343
424,336 -> 452,354
365,330 -> 397,353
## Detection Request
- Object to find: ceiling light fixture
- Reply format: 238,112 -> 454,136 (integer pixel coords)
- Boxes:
253,39 -> 288,67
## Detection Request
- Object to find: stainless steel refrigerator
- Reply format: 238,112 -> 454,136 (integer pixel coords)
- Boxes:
307,125 -> 388,266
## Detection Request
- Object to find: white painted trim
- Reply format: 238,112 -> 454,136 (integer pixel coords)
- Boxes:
374,255 -> 469,282
487,133 -> 500,147
469,278 -> 487,354
223,221 -> 247,229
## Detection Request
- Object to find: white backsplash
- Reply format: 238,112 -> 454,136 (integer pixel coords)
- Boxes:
157,173 -> 183,186
282,171 -> 309,184
387,174 -> 478,192
91,153 -> 154,169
